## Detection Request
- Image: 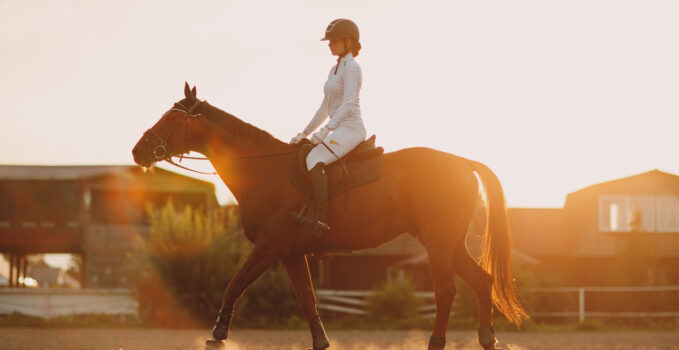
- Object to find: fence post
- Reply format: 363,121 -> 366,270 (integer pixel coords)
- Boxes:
578,288 -> 585,323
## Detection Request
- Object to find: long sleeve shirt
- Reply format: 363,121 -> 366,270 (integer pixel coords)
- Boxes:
303,53 -> 365,135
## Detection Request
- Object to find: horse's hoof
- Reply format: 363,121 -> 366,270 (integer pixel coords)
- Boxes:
205,339 -> 225,350
212,325 -> 228,341
479,326 -> 497,349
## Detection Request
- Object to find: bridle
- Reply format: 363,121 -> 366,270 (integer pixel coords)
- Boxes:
143,99 -> 298,175
143,99 -> 218,175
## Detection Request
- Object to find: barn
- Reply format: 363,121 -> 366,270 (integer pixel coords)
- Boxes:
0,165 -> 217,288
511,169 -> 679,286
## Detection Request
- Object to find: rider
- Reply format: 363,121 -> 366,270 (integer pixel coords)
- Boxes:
290,18 -> 367,238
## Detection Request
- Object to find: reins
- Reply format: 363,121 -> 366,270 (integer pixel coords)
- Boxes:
147,100 -> 298,176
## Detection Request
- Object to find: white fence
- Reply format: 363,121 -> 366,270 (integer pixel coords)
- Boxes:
317,286 -> 679,322
530,285 -> 679,322
0,288 -> 138,319
316,289 -> 438,318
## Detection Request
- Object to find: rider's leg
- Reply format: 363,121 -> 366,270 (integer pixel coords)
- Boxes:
309,162 -> 329,238
301,126 -> 366,237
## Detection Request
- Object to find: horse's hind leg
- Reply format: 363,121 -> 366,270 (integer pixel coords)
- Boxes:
426,244 -> 457,350
282,254 -> 329,350
453,242 -> 497,350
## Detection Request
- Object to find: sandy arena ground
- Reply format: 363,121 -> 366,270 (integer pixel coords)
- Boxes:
0,328 -> 677,350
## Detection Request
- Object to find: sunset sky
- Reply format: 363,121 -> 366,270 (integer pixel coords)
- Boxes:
1,0 -> 677,208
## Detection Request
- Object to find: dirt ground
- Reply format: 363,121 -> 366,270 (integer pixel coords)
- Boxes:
0,328 -> 677,350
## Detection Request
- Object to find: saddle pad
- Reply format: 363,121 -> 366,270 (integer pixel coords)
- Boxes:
288,142 -> 383,199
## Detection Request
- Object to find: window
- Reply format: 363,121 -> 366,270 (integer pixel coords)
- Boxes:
599,195 -> 679,233
656,196 -> 679,232
599,195 -> 628,232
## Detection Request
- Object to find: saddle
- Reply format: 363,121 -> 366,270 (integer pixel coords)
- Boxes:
288,135 -> 384,200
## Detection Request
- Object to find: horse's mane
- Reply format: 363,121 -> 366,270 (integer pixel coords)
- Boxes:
201,101 -> 287,148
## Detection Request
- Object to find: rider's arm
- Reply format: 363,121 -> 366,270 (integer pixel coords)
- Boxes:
303,94 -> 329,135
326,63 -> 361,130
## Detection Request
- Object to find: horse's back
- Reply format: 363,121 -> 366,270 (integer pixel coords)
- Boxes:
383,147 -> 476,183
383,147 -> 481,229
327,146 -> 481,250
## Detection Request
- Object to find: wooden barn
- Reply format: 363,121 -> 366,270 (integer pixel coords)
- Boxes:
511,169 -> 679,286
0,165 -> 216,288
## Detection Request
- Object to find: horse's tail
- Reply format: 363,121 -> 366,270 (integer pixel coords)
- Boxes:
469,160 -> 528,328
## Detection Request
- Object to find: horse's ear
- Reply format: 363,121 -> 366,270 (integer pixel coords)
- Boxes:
191,86 -> 197,98
184,82 -> 191,98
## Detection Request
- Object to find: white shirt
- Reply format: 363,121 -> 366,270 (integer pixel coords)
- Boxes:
303,53 -> 364,135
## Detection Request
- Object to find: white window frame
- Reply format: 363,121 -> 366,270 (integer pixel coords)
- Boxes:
599,195 -> 656,232
599,195 -> 628,232
655,196 -> 679,232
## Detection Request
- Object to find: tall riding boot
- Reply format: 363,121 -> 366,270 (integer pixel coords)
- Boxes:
310,163 -> 330,238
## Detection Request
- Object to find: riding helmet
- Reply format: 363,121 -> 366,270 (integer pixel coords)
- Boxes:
321,19 -> 359,41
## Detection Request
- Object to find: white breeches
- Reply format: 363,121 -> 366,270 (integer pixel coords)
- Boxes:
306,125 -> 367,170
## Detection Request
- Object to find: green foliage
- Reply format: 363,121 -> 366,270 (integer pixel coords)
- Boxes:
232,265 -> 303,328
129,200 -> 300,328
364,277 -> 422,328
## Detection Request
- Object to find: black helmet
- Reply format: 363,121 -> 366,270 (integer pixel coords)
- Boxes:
321,18 -> 359,41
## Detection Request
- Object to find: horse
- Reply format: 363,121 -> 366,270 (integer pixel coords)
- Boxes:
132,83 -> 527,350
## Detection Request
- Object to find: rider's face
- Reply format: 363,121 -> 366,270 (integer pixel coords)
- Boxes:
328,39 -> 346,56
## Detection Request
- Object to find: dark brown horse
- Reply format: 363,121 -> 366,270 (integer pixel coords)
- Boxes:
132,84 -> 527,350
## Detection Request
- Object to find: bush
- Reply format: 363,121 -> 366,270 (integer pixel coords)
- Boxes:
365,277 -> 422,328
129,201 -> 300,328
232,264 -> 303,328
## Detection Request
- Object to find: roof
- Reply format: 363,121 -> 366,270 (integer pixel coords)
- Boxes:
0,165 -> 214,191
566,169 -> 679,200
0,165 -> 132,180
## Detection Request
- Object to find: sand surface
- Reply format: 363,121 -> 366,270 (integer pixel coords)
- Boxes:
0,328 -> 677,350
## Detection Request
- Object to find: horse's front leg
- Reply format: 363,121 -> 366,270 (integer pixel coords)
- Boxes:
283,253 -> 330,350
210,242 -> 279,343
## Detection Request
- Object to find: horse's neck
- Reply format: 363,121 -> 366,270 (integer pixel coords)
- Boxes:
191,103 -> 291,203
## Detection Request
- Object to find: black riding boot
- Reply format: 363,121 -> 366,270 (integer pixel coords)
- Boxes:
310,163 -> 330,238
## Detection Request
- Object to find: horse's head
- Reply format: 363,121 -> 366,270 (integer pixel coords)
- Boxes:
132,82 -> 203,168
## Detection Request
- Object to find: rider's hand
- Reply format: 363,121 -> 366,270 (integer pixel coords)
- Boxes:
289,132 -> 307,144
311,126 -> 330,145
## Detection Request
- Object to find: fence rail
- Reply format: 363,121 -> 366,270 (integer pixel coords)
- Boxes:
317,285 -> 679,322
0,288 -> 138,319
530,285 -> 679,322
316,289 -> 437,318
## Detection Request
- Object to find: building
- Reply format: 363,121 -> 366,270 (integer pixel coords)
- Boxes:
511,169 -> 679,286
0,165 -> 217,288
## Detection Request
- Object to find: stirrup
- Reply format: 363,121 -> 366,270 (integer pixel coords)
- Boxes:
291,211 -> 331,233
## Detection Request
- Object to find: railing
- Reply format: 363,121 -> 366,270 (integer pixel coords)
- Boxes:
530,285 -> 679,322
316,289 -> 438,318
317,286 -> 679,322
0,288 -> 138,319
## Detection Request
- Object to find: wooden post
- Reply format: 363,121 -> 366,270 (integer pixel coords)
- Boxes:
21,256 -> 28,288
8,253 -> 14,287
578,288 -> 586,323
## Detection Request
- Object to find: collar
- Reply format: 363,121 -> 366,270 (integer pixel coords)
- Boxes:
334,53 -> 354,74
339,53 -> 354,65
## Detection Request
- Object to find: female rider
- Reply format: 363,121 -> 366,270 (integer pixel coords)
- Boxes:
290,18 -> 367,238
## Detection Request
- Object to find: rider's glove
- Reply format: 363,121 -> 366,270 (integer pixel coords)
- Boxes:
289,132 -> 307,144
311,126 -> 330,145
